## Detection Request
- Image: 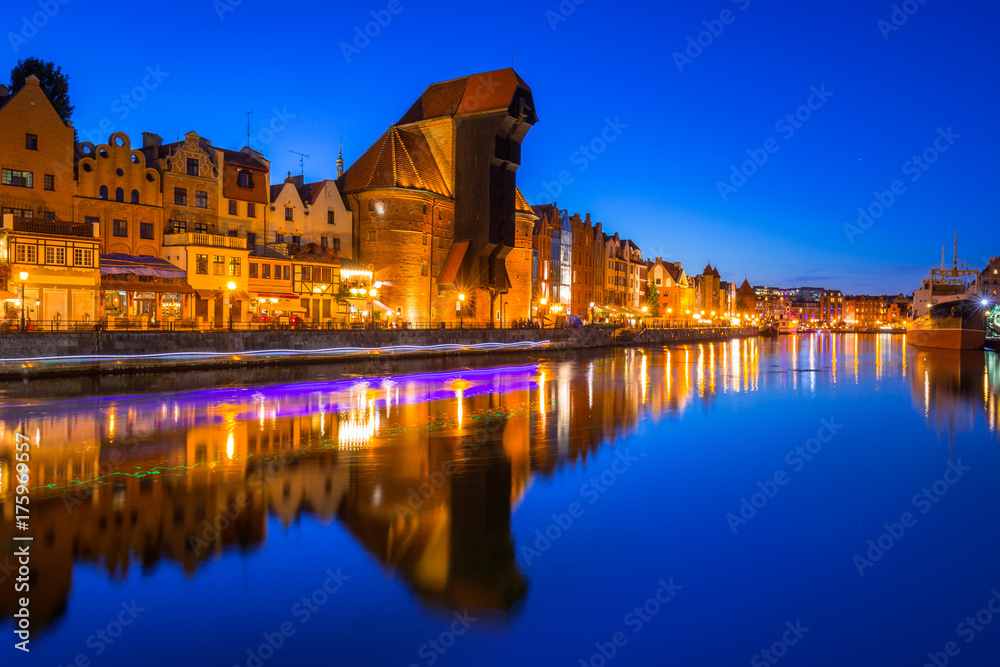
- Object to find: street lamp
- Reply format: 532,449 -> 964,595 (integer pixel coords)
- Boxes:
369,287 -> 378,324
458,292 -> 465,328
19,271 -> 28,333
227,281 -> 236,330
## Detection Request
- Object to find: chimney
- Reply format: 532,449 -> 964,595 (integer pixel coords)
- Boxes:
25,74 -> 40,86
0,84 -> 9,96
142,132 -> 162,148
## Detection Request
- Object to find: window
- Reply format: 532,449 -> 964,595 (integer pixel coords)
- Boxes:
327,211 -> 335,225
368,230 -> 376,241
186,158 -> 199,176
420,263 -> 428,277
422,233 -> 428,246
262,263 -> 271,279
44,211 -> 55,220
196,254 -> 208,275
275,233 -> 284,244
140,222 -> 154,239
172,220 -> 187,233
237,170 -> 253,188
131,190 -> 139,204
45,246 -> 66,265
25,133 -> 38,150
320,236 -> 328,248
229,257 -> 241,277
249,263 -> 258,278
213,256 -> 225,276
247,232 -> 256,247
285,207 -> 293,221
301,266 -> 312,282
73,248 -> 94,267
115,187 -> 124,202
113,220 -> 128,237
195,191 -> 208,208
228,200 -> 237,215
228,230 -> 238,238
44,174 -> 54,190
247,202 -> 256,218
333,238 -> 341,252
85,215 -> 99,227
15,244 -> 37,263
291,235 -> 300,246
194,222 -> 208,233
2,169 -> 33,187
322,268 -> 332,282
174,187 -> 187,206
322,300 -> 332,318
283,265 -> 290,281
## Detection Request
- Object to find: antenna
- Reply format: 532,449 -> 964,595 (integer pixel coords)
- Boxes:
953,229 -> 958,271
289,150 -> 309,177
245,111 -> 253,148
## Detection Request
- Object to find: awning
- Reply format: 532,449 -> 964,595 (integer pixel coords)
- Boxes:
344,298 -> 368,310
232,291 -> 250,301
101,254 -> 185,278
195,289 -> 217,300
373,300 -> 393,313
0,289 -> 17,300
102,281 -> 194,294
437,240 -> 470,287
259,299 -> 305,313
252,293 -> 300,300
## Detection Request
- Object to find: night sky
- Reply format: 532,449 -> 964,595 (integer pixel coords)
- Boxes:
3,0 -> 997,294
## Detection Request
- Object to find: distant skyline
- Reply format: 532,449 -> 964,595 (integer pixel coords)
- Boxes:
3,0 -> 996,294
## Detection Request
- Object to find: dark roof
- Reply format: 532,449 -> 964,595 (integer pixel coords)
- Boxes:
298,181 -> 332,206
515,188 -> 534,214
269,184 -> 284,202
219,147 -> 267,170
339,126 -> 450,197
397,68 -> 535,125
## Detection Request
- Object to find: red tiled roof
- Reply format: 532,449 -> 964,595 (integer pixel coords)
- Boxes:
515,188 -> 534,214
438,240 -> 470,287
340,127 -> 450,197
397,68 -> 532,125
298,181 -> 326,206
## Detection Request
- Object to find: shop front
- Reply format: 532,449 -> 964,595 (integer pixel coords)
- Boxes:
100,254 -> 193,328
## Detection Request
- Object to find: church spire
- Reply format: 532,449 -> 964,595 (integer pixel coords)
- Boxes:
336,142 -> 344,178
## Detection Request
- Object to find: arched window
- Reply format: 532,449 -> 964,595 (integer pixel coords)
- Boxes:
99,185 -> 108,200
131,190 -> 139,204
115,188 -> 124,202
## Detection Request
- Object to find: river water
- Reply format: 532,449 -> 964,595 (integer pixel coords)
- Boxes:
2,335 -> 999,666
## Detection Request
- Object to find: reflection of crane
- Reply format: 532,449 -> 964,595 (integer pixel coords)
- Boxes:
289,150 -> 309,177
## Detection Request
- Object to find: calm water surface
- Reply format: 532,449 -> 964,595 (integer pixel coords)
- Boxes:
2,335 -> 1000,666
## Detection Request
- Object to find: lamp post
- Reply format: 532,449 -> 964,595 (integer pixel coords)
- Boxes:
369,287 -> 378,325
458,292 -> 465,328
19,271 -> 28,333
227,281 -> 236,331
540,297 -> 547,328
589,301 -> 595,324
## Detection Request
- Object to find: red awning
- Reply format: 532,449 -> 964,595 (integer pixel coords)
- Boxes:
437,240 -> 470,287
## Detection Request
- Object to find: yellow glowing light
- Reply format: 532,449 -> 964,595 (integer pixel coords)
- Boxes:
227,281 -> 236,290
458,293 -> 466,302
19,271 -> 28,281
226,433 -> 234,460
540,298 -> 547,305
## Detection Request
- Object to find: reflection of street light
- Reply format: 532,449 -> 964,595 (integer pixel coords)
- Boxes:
227,281 -> 236,330
19,271 -> 28,333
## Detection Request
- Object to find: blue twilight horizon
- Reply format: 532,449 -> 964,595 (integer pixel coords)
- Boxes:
2,0 -> 996,295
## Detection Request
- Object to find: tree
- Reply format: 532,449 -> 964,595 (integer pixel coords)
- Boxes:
9,57 -> 74,123
646,282 -> 660,318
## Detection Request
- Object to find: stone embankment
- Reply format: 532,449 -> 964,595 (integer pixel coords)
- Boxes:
0,326 -> 757,378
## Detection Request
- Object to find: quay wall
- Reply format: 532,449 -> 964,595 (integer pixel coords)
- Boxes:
0,326 -> 757,378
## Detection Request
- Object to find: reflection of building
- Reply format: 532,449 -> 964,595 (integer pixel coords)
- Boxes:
908,347 -> 998,442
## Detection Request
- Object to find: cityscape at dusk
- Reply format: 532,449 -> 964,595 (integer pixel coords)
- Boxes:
1,1 -> 999,666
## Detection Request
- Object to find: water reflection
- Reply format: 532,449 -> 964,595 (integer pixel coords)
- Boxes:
1,336 -> 998,635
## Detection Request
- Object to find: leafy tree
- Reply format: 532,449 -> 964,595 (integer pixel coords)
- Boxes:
9,57 -> 74,123
646,282 -> 660,317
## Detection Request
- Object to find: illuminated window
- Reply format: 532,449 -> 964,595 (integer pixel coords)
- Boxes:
73,248 -> 93,267
44,246 -> 66,265
229,257 -> 241,277
16,244 -> 37,263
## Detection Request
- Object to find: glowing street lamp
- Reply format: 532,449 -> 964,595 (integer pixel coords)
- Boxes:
458,292 -> 466,328
226,281 -> 237,330
19,271 -> 28,333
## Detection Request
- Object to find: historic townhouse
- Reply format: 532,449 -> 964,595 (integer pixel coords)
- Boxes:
142,132 -> 250,327
647,257 -> 695,321
592,222 -> 606,317
339,68 -> 538,325
0,76 -> 100,327
570,213 -> 594,319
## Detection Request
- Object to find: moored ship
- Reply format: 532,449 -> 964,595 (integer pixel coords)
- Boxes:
908,234 -> 985,350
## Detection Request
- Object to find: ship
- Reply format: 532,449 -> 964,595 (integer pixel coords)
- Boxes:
907,233 -> 985,350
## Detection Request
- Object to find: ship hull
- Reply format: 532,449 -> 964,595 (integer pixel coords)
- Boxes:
908,298 -> 986,350
907,327 -> 986,350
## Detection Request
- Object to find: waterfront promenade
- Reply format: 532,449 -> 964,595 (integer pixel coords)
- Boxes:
0,325 -> 757,378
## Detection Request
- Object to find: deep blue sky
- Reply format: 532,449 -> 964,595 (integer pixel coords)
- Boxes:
3,0 -> 997,293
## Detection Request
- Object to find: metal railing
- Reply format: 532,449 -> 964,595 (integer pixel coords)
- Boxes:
2,215 -> 95,237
